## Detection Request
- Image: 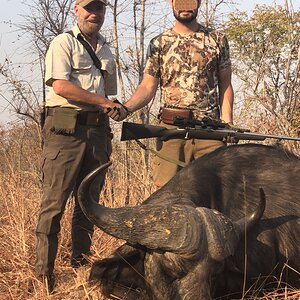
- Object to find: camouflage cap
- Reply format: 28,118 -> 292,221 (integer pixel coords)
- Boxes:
76,0 -> 107,7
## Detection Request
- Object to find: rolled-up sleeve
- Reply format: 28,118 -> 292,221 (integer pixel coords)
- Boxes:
45,34 -> 72,87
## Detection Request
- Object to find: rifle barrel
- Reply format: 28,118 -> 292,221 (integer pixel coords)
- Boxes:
236,131 -> 300,142
161,129 -> 300,142
160,128 -> 266,141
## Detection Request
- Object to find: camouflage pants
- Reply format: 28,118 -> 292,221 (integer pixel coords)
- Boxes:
35,116 -> 111,276
153,122 -> 225,187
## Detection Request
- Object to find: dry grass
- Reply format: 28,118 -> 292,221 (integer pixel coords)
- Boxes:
0,124 -> 155,300
0,124 -> 299,299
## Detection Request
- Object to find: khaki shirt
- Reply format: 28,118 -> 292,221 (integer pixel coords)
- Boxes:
144,25 -> 231,119
45,24 -> 117,110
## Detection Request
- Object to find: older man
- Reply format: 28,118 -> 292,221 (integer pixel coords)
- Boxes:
35,0 -> 125,291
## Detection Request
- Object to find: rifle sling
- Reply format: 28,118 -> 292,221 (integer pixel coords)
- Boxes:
134,139 -> 186,168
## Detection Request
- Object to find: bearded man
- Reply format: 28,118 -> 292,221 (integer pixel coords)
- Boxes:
35,0 -> 125,291
115,0 -> 234,187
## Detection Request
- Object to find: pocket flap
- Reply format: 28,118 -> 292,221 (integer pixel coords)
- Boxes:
43,148 -> 60,160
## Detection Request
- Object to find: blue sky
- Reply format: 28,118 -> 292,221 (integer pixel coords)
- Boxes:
0,0 -> 299,123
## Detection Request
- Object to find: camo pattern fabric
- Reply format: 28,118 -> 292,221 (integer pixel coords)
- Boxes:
144,25 -> 231,120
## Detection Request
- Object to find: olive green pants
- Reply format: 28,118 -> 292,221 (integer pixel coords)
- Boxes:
153,122 -> 225,187
35,116 -> 111,276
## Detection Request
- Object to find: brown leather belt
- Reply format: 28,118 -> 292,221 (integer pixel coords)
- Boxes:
160,107 -> 194,125
46,107 -> 108,126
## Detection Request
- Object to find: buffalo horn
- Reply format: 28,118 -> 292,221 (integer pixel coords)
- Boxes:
77,162 -> 201,252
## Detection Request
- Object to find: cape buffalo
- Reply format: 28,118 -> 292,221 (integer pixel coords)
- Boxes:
78,144 -> 300,299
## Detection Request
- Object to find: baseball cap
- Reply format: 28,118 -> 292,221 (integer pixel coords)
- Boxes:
76,0 -> 107,7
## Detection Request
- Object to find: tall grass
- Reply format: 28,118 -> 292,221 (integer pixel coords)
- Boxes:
0,123 -> 299,299
0,123 -> 155,299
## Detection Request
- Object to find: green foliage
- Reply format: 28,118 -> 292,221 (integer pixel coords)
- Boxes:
226,5 -> 300,65
225,5 -> 300,147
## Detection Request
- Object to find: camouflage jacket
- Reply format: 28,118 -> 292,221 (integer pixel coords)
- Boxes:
144,25 -> 231,119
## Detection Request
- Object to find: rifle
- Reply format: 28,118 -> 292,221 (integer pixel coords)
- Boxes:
121,118 -> 300,142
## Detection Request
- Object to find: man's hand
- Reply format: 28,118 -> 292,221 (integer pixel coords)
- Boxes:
104,99 -> 128,121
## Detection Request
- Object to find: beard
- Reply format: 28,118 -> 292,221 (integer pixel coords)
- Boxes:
78,18 -> 102,37
173,10 -> 198,24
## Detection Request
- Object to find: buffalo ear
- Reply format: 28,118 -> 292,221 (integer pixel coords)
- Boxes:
199,188 -> 266,261
197,208 -> 241,260
90,246 -> 147,300
90,257 -> 119,282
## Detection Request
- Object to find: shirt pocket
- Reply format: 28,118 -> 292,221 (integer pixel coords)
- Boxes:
71,52 -> 93,73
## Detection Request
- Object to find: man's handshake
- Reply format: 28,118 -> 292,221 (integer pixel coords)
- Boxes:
104,99 -> 132,121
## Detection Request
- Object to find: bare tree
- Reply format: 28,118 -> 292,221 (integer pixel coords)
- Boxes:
201,0 -> 236,27
0,0 -> 74,131
110,0 -> 152,203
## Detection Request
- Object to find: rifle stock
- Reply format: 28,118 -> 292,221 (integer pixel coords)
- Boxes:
121,122 -> 167,141
121,122 -> 300,142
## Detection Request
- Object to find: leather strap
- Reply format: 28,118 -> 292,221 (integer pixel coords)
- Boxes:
160,107 -> 194,125
46,107 -> 108,126
135,139 -> 186,168
67,31 -> 105,78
